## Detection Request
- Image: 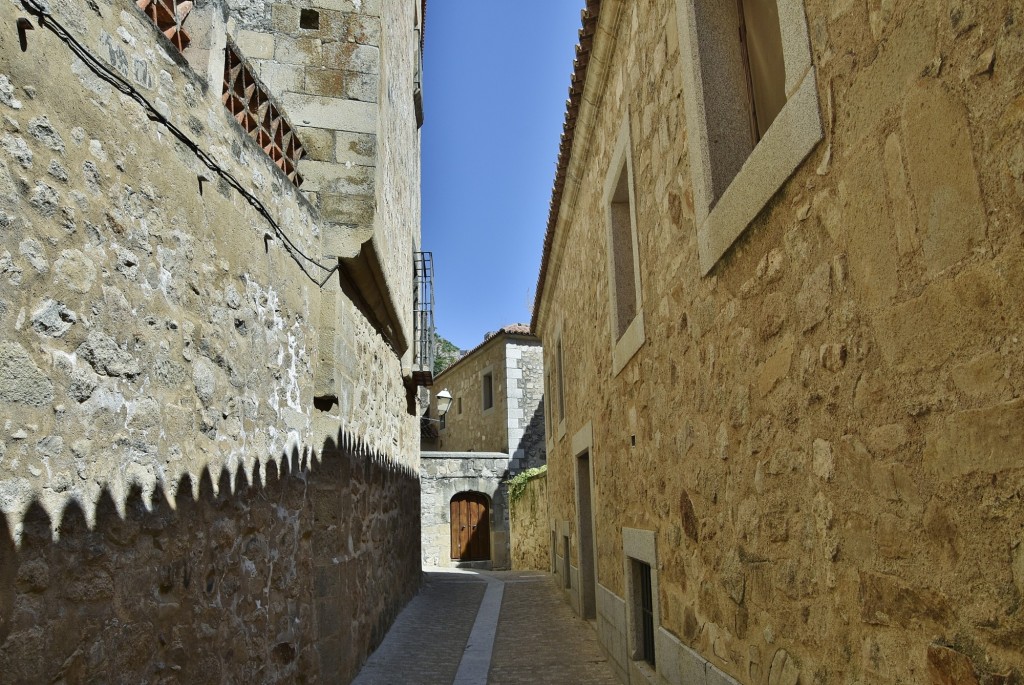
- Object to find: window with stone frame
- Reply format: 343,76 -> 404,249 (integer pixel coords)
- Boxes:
605,119 -> 646,376
623,528 -> 660,675
607,159 -> 642,342
632,559 -> 656,667
677,0 -> 823,274
545,368 -> 554,432
556,338 -> 565,423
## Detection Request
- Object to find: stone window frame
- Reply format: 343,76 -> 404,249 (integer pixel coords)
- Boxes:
558,519 -> 572,591
554,328 -> 567,441
676,0 -> 823,275
623,527 -> 661,678
545,367 -> 553,443
481,366 -> 495,414
604,116 -> 646,377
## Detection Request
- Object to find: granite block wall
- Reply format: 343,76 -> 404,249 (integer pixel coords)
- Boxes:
506,339 -> 545,472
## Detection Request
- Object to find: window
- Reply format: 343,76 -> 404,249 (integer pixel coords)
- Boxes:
482,372 -> 493,411
562,535 -> 571,589
556,339 -> 565,422
605,120 -> 646,375
677,0 -> 823,273
606,136 -> 639,339
739,0 -> 786,143
545,368 -> 553,431
633,560 -> 655,667
623,528 -> 659,673
457,397 -> 462,415
299,8 -> 320,30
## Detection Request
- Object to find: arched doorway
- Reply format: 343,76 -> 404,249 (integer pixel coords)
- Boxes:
450,492 -> 490,561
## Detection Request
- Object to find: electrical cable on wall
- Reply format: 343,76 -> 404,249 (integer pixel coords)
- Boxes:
18,0 -> 340,288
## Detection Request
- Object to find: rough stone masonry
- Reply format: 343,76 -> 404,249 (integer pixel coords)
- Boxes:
0,0 -> 424,681
533,0 -> 1024,684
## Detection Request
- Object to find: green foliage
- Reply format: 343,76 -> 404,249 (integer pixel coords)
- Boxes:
506,465 -> 547,505
433,332 -> 462,376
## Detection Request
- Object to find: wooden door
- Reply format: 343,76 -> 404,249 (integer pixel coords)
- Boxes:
450,492 -> 490,561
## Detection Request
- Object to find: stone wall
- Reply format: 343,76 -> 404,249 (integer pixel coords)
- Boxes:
228,0 -> 419,348
506,339 -> 545,472
0,439 -> 420,683
420,452 -> 510,570
509,470 -> 548,571
535,0 -> 1024,683
0,0 -> 422,679
430,335 -> 508,454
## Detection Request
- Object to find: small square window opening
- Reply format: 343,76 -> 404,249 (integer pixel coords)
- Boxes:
299,9 -> 320,30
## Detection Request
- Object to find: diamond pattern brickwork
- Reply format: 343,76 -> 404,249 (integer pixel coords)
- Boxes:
222,44 -> 305,187
136,0 -> 193,53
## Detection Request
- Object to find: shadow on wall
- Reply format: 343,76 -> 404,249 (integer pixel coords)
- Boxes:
517,400 -> 547,468
0,429 -> 421,684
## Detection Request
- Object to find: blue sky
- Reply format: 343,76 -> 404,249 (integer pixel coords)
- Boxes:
422,1 -> 585,351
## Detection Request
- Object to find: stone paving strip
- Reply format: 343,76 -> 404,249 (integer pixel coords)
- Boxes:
453,575 -> 505,685
351,569 -> 487,685
350,568 -> 620,685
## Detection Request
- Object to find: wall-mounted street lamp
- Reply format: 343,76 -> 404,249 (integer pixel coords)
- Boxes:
422,388 -> 453,424
435,389 -> 453,417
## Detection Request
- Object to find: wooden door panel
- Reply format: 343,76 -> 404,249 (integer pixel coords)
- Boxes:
450,493 -> 490,561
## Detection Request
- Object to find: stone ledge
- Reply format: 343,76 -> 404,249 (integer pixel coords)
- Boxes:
421,451 -> 511,461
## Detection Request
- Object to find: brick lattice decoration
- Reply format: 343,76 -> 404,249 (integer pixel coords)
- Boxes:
136,0 -> 193,53
222,44 -> 305,187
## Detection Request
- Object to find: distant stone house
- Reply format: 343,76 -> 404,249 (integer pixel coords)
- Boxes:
420,325 -> 545,569
533,1 -> 1024,685
0,0 -> 429,681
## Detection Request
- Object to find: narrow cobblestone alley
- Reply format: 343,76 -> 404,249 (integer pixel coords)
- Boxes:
351,569 -> 620,685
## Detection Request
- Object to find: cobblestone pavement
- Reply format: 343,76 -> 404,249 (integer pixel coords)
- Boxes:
350,568 -> 620,685
487,571 -> 620,685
